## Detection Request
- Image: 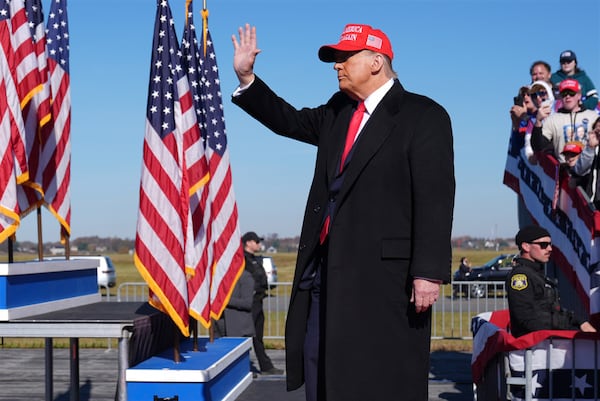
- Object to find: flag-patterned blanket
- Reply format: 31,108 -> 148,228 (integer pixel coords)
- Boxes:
472,310 -> 600,400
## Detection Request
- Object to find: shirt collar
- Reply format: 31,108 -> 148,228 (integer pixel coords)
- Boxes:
363,78 -> 395,115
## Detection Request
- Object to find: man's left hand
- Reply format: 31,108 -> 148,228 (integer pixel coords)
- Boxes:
411,278 -> 441,313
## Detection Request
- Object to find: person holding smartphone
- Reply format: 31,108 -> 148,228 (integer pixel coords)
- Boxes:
529,80 -> 555,112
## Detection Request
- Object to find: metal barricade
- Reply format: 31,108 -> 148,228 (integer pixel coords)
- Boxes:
115,280 -> 509,340
116,282 -> 149,302
115,281 -> 293,340
432,280 -> 508,339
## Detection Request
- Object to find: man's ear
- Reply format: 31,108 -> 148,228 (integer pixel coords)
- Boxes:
371,53 -> 384,73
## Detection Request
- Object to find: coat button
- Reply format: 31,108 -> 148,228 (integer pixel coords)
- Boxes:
299,244 -> 306,251
313,204 -> 321,213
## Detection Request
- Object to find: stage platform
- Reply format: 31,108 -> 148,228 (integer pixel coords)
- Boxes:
0,301 -> 175,401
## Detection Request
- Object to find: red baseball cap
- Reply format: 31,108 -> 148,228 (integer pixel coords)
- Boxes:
559,79 -> 581,93
318,24 -> 394,62
561,141 -> 583,155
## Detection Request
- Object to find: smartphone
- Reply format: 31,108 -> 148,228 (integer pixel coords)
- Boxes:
513,96 -> 524,107
541,99 -> 552,108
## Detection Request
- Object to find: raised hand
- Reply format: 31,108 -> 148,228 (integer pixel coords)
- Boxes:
231,23 -> 261,86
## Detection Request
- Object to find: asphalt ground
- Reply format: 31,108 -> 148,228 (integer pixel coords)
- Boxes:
0,347 -> 474,401
239,349 -> 474,401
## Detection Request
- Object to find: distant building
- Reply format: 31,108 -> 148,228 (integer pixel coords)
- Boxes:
484,241 -> 496,248
49,246 -> 65,256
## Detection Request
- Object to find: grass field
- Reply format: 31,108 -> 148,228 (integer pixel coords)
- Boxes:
2,247 -> 514,351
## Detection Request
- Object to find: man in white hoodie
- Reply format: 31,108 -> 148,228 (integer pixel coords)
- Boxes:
531,79 -> 599,164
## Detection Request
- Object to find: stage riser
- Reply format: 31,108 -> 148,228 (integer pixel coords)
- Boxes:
126,337 -> 252,401
0,260 -> 100,320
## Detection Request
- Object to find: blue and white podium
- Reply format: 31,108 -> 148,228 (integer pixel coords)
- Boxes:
126,337 -> 253,401
0,259 -> 100,320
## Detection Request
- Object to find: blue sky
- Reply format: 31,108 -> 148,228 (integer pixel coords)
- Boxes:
17,0 -> 600,243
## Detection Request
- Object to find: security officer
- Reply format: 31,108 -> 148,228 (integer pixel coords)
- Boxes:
242,231 -> 283,375
506,225 -> 596,337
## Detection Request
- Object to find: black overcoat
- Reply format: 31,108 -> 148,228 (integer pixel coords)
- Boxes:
233,76 -> 455,401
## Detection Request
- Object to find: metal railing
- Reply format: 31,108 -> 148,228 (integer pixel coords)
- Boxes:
115,280 -> 508,340
432,280 -> 508,339
116,282 -> 150,302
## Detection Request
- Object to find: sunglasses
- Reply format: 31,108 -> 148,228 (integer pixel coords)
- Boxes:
530,91 -> 548,99
529,241 -> 552,249
560,90 -> 577,98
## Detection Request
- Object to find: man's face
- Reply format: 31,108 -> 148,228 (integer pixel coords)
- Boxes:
522,236 -> 552,263
563,152 -> 580,167
560,90 -> 581,111
246,239 -> 261,253
333,50 -> 377,99
531,64 -> 551,83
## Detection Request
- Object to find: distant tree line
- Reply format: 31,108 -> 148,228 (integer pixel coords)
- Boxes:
0,236 -> 136,255
0,234 -> 302,255
0,234 -> 512,255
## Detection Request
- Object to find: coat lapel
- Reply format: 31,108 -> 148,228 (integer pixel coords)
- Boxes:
336,81 -> 404,203
326,103 -> 357,182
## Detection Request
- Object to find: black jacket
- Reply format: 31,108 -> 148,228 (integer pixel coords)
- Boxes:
244,250 -> 267,301
506,257 -> 584,337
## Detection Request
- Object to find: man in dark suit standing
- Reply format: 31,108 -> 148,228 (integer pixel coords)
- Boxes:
231,23 -> 455,401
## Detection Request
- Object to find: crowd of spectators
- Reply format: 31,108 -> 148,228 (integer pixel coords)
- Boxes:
510,49 -> 600,211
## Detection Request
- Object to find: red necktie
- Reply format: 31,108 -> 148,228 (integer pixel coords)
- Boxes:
340,101 -> 365,172
320,102 -> 366,244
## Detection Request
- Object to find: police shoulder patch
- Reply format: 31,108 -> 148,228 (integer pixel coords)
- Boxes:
510,273 -> 528,291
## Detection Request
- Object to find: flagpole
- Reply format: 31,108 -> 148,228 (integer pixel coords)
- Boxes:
190,316 -> 198,351
201,7 -> 208,57
36,207 -> 43,261
174,326 -> 181,363
7,237 -> 13,263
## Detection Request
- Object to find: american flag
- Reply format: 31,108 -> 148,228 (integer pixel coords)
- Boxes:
17,0 -> 52,216
5,0 -> 39,186
196,9 -> 245,322
180,0 -> 213,328
135,0 -> 204,336
43,0 -> 71,240
0,0 -> 26,242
